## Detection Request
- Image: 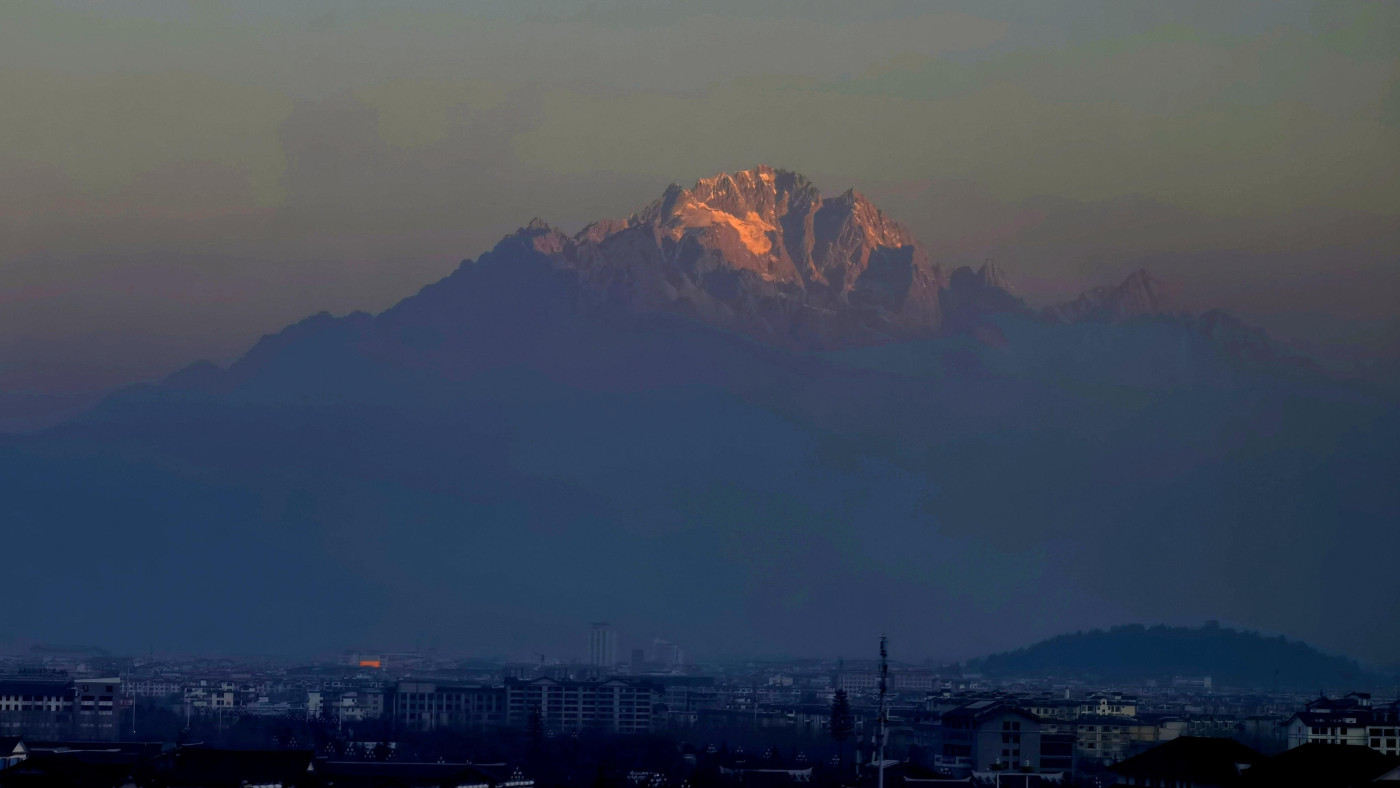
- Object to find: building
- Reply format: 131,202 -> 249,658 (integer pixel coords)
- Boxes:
1368,703 -> 1400,757
1237,742 -> 1400,787
505,677 -> 658,733
341,651 -> 387,669
589,624 -> 618,668
652,676 -> 719,717
935,701 -> 1042,774
1079,692 -> 1138,718
0,679 -> 73,741
1069,716 -> 1142,764
149,747 -> 316,787
838,670 -> 937,695
315,760 -> 533,788
1284,694 -> 1390,751
0,738 -> 27,770
1108,737 -> 1263,788
127,679 -> 182,698
72,679 -> 122,741
1039,732 -> 1075,773
311,687 -> 387,724
651,639 -> 683,669
0,677 -> 123,742
1023,699 -> 1079,722
390,682 -> 504,731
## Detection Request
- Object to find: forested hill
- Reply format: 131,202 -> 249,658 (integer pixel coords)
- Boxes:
964,624 -> 1373,690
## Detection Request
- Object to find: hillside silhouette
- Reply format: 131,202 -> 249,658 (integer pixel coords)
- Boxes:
966,624 -> 1372,689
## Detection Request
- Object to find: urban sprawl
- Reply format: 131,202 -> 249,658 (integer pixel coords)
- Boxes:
0,629 -> 1397,787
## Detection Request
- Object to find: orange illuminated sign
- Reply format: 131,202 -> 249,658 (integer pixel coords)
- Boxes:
359,660 -> 381,668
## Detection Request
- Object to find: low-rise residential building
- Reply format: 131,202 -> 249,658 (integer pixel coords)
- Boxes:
934,700 -> 1042,774
1284,694 -> 1389,751
1079,692 -> 1138,718
0,737 -> 27,770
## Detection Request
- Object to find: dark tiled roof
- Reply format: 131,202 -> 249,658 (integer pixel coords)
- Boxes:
28,742 -> 165,757
0,753 -> 135,788
315,760 -> 520,787
0,681 -> 71,696
1239,743 -> 1400,788
1109,737 -> 1261,784
941,702 -> 1038,724
153,747 -> 314,787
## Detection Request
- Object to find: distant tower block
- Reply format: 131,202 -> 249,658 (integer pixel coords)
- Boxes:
589,623 -> 617,667
653,638 -> 683,668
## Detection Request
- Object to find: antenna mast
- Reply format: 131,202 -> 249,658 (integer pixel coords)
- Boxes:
877,636 -> 889,788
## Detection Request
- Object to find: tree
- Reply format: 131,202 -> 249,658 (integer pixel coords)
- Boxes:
527,706 -> 544,743
829,689 -> 854,771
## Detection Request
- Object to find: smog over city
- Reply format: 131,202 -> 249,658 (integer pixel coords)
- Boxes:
1,2 -> 1397,786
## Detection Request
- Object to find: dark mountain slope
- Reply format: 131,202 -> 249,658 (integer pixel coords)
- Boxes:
966,624 -> 1370,690
1,169 -> 1396,662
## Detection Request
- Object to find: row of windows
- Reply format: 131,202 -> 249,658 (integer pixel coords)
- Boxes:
1311,727 -> 1360,736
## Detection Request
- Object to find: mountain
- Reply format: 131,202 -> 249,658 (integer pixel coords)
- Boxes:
940,260 -> 1030,336
965,624 -> 1374,690
1,167 -> 1396,662
451,166 -> 942,350
1045,268 -> 1176,324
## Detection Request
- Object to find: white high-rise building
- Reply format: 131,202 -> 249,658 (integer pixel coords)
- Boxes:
588,622 -> 617,667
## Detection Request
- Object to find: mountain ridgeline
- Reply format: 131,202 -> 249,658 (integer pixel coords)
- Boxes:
965,624 -> 1371,690
1,167 -> 1396,662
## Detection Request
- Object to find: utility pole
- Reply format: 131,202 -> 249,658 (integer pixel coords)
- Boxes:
877,636 -> 889,788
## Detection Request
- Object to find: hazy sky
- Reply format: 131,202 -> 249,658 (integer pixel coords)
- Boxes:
2,0 -> 1398,430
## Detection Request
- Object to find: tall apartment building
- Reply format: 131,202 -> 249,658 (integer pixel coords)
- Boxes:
589,624 -> 617,668
505,678 -> 657,733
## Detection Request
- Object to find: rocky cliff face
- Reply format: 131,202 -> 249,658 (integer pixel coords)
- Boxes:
474,166 -> 944,349
464,167 -> 1204,350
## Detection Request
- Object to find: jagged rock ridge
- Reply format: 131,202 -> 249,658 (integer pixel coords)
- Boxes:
471,166 -> 1196,350
485,166 -> 942,349
1045,268 -> 1177,324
